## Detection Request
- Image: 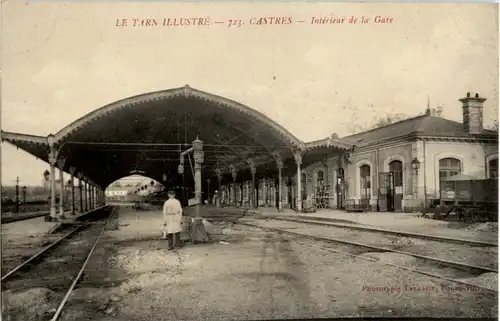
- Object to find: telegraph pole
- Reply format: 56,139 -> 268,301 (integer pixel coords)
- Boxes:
15,177 -> 19,214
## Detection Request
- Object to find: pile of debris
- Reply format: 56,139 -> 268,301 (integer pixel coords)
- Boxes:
458,272 -> 498,291
2,288 -> 57,321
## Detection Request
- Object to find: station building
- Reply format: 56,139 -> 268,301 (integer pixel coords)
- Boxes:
220,92 -> 498,212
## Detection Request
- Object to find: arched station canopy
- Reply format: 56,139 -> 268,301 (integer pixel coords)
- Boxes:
1,85 -> 352,188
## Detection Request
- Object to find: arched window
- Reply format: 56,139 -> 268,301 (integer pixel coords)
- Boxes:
439,158 -> 461,181
360,165 -> 371,199
489,158 -> 498,178
389,160 -> 403,191
317,171 -> 324,186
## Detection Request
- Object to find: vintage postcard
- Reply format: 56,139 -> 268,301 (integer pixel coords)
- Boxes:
1,2 -> 498,320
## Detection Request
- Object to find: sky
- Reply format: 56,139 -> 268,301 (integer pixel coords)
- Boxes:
1,2 -> 498,186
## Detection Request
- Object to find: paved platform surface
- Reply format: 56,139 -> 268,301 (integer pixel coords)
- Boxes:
212,206 -> 498,245
9,205 -> 490,320
107,207 -> 192,242
2,207 -> 102,250
1,216 -> 59,244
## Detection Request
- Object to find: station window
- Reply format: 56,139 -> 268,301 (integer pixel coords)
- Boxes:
489,158 -> 498,179
359,165 -> 371,199
389,160 -> 403,188
439,158 -> 461,181
317,171 -> 324,186
301,173 -> 307,198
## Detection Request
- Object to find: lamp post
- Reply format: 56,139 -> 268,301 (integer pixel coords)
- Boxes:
192,137 -> 204,218
15,177 -> 19,214
178,164 -> 184,205
411,157 -> 420,197
411,157 -> 424,214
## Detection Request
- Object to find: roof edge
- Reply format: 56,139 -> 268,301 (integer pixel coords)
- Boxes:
53,86 -> 304,149
1,131 -> 48,145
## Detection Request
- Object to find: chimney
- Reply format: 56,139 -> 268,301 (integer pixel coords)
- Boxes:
459,92 -> 486,134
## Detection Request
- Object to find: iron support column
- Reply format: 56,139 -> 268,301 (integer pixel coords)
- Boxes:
278,165 -> 283,211
77,173 -> 84,213
249,161 -> 256,208
48,147 -> 58,220
273,153 -> 284,211
294,150 -> 303,212
230,165 -> 237,207
89,185 -> 93,210
83,179 -> 88,212
57,159 -> 65,218
216,170 -> 222,208
87,182 -> 91,210
69,167 -> 76,215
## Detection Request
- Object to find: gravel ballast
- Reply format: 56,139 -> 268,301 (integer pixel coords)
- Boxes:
4,208 -> 495,321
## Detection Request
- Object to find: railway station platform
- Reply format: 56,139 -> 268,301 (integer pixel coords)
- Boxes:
2,207 -> 107,250
1,216 -> 60,247
108,205 -> 222,242
210,206 -> 498,245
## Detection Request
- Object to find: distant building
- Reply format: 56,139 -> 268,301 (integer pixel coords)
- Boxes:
105,186 -> 130,201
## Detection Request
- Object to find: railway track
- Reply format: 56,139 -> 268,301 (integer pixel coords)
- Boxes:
211,209 -> 497,246
242,217 -> 498,271
2,206 -> 117,321
264,216 -> 497,247
234,219 -> 498,293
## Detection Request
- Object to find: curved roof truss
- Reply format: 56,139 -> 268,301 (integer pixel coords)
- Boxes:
2,85 -> 351,187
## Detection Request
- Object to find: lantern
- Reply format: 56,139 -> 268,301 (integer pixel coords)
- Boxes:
162,174 -> 167,182
411,157 -> 421,175
343,151 -> 352,164
43,170 -> 50,182
178,164 -> 184,175
337,168 -> 345,180
192,137 -> 204,164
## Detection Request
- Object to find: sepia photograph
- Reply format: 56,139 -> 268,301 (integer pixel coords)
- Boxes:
1,2 -> 498,320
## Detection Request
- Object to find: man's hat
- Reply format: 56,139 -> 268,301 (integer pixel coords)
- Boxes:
167,190 -> 175,196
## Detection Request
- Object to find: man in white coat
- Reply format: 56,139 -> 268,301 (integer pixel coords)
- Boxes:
163,190 -> 183,250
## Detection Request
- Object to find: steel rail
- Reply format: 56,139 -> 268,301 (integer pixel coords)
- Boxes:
296,240 -> 498,294
2,205 -> 111,281
238,221 -> 497,273
1,224 -> 88,282
50,207 -> 116,321
236,221 -> 498,293
262,216 -> 498,247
